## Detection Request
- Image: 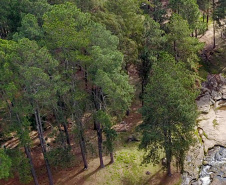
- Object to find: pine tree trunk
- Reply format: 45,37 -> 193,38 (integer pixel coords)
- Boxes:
166,157 -> 172,176
207,13 -> 209,23
166,130 -> 172,177
78,120 -> 88,169
35,108 -> 54,185
24,146 -> 39,185
110,152 -> 114,163
4,99 -> 39,185
213,21 -> 216,48
173,41 -> 178,61
141,59 -> 145,106
141,81 -> 144,106
57,125 -> 66,148
79,138 -> 88,169
14,111 -> 39,185
96,122 -> 104,168
85,65 -> 88,89
62,122 -> 70,146
213,0 -> 216,49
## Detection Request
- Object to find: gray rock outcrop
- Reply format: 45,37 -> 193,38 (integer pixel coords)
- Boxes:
182,74 -> 226,185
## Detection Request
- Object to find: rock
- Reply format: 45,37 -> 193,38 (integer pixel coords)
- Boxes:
127,135 -> 139,142
191,180 -> 201,185
203,161 -> 209,165
183,75 -> 226,185
220,85 -> 226,99
215,100 -> 226,109
212,176 -> 226,185
211,90 -> 222,100
182,172 -> 192,185
196,94 -> 211,113
161,158 -> 167,166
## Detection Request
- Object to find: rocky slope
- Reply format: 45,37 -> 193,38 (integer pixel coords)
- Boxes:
182,74 -> 226,185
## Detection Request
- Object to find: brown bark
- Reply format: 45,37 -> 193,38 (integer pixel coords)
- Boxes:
79,138 -> 88,169
78,121 -> 88,169
35,108 -> 54,185
24,146 -> 39,185
213,0 -> 216,48
96,122 -> 104,168
63,122 -> 70,146
110,152 -> 114,164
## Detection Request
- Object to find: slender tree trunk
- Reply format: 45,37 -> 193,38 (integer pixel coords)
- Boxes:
2,97 -> 40,185
173,41 -> 178,61
213,21 -> 216,48
92,87 -> 105,168
141,80 -> 144,106
35,108 -> 54,185
203,12 -> 205,22
213,0 -> 216,49
110,152 -> 114,163
207,12 -> 209,23
57,125 -> 66,148
96,122 -> 104,168
62,122 -> 70,146
166,130 -> 172,176
78,121 -> 88,169
84,65 -> 88,89
207,0 -> 210,23
15,110 -> 39,185
24,146 -> 39,185
79,138 -> 88,169
195,29 -> 198,37
166,155 -> 172,176
141,59 -> 146,106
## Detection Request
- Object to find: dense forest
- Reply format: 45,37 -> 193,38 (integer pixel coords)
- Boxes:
0,0 -> 225,185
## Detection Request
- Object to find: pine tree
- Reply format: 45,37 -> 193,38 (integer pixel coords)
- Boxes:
0,149 -> 12,179
0,39 -> 39,184
139,52 -> 198,175
169,0 -> 200,30
138,16 -> 166,104
167,14 -> 204,70
12,38 -> 59,185
43,3 -> 134,168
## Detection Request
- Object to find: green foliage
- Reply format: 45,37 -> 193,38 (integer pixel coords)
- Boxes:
43,2 -> 134,114
93,0 -> 143,65
13,38 -> 59,106
138,16 -> 166,98
214,0 -> 226,26
47,147 -> 74,168
95,111 -> 117,153
213,119 -> 219,128
167,14 -> 204,70
139,52 -> 198,169
0,0 -> 215,182
13,14 -> 43,41
169,0 -> 200,30
197,0 -> 210,12
0,149 -> 12,179
6,148 -> 32,184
